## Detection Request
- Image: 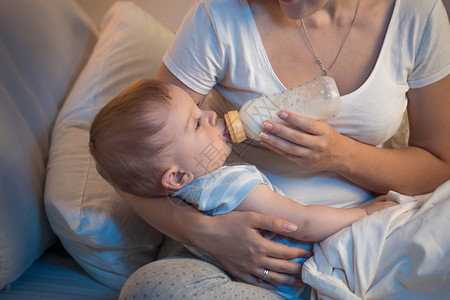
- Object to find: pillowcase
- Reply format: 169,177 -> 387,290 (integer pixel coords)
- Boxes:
45,2 -> 174,290
0,0 -> 97,289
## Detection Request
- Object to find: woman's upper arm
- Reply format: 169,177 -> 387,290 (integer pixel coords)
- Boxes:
155,63 -> 206,105
405,1 -> 450,163
407,74 -> 450,167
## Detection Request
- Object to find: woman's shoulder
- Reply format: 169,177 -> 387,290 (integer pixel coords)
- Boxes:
394,0 -> 443,19
196,0 -> 254,43
190,0 -> 250,32
200,0 -> 246,12
382,0 -> 447,49
392,0 -> 449,49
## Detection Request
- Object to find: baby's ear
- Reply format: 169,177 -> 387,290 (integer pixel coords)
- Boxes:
161,167 -> 194,191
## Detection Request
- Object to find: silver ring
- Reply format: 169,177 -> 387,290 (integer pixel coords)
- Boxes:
257,269 -> 269,283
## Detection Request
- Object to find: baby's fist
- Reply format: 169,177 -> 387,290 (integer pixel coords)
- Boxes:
363,196 -> 397,215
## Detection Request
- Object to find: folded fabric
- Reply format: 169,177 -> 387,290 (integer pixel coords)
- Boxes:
302,180 -> 450,299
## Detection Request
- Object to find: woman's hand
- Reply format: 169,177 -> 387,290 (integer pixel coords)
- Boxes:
118,188 -> 309,289
193,211 -> 310,289
259,110 -> 352,172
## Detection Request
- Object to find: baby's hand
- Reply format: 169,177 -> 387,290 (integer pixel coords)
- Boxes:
358,195 -> 398,215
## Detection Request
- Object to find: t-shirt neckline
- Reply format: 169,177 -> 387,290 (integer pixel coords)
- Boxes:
242,0 -> 400,98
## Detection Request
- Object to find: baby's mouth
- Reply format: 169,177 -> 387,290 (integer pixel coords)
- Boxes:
220,119 -> 232,143
223,129 -> 232,143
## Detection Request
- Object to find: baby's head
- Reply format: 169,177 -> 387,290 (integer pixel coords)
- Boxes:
89,79 -> 232,197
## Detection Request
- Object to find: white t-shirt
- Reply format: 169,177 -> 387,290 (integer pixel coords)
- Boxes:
164,0 -> 450,207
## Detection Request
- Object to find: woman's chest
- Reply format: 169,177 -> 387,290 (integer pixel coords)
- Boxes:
250,0 -> 395,96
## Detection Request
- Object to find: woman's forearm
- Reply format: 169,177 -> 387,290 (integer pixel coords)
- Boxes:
117,190 -> 204,245
338,138 -> 449,195
341,78 -> 450,195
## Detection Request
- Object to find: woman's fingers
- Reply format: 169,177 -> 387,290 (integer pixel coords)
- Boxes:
251,238 -> 308,274
216,246 -> 304,288
235,213 -> 310,288
276,110 -> 324,135
235,266 -> 304,290
203,212 -> 311,288
260,128 -> 310,158
249,213 -> 312,259
240,274 -> 278,290
252,266 -> 305,288
260,236 -> 311,261
262,119 -> 312,144
260,115 -> 327,158
239,261 -> 303,289
250,212 -> 299,234
261,116 -> 326,148
260,110 -> 348,171
262,254 -> 304,274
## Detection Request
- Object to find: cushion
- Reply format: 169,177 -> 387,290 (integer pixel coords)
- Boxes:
45,2 -> 173,290
0,0 -> 97,290
4,243 -> 119,299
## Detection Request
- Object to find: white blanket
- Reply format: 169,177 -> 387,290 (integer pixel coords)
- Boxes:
302,180 -> 450,300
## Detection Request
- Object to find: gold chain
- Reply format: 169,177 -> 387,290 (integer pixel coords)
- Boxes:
300,0 -> 360,76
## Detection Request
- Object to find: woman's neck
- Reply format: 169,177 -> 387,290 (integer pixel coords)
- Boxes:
303,0 -> 359,29
251,0 -> 359,29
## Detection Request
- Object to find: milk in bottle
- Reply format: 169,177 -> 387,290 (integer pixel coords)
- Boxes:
224,76 -> 342,143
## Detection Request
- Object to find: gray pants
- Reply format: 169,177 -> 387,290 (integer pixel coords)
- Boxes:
119,237 -> 283,300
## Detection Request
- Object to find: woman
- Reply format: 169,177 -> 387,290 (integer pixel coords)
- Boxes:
119,0 -> 450,298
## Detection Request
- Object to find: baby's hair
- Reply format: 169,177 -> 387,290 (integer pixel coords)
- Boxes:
89,79 -> 172,197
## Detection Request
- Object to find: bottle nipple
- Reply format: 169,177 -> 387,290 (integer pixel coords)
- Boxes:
224,110 -> 246,143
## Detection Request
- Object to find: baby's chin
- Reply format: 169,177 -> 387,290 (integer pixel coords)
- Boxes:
224,144 -> 233,160
219,132 -> 233,157
210,155 -> 231,174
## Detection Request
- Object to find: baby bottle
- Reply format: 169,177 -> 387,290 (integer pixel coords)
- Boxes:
224,76 -> 342,143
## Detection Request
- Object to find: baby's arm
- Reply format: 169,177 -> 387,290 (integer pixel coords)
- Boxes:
235,184 -> 396,242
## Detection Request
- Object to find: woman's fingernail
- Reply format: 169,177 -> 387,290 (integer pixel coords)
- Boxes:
283,222 -> 297,232
278,111 -> 288,119
259,132 -> 269,140
262,122 -> 273,130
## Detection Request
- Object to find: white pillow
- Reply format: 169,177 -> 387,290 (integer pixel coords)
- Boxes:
45,2 -> 173,290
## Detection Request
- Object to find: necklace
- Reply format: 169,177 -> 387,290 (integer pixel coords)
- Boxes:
300,0 -> 360,76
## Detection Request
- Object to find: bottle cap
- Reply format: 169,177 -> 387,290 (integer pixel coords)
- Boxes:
224,110 -> 246,143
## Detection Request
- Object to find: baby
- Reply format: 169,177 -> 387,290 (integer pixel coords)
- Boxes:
89,79 -> 396,298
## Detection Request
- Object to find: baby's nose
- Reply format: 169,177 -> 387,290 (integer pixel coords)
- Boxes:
207,110 -> 217,126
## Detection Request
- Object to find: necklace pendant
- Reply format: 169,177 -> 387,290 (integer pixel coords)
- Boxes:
318,64 -> 328,76
315,58 -> 328,76
300,0 -> 360,79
